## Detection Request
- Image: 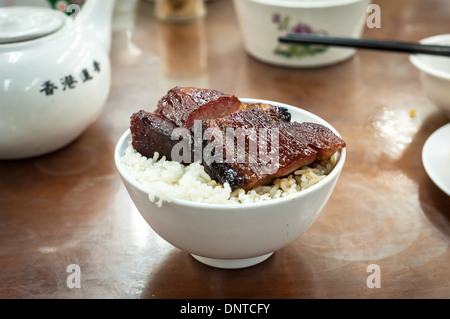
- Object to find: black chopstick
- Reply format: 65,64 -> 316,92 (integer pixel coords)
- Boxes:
278,33 -> 450,57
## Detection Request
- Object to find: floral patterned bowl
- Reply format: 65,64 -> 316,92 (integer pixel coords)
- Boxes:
233,0 -> 371,68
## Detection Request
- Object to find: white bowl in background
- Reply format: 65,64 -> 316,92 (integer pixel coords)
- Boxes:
233,0 -> 371,68
410,34 -> 450,118
114,99 -> 346,269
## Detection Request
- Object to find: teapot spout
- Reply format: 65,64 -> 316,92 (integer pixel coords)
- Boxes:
80,0 -> 116,53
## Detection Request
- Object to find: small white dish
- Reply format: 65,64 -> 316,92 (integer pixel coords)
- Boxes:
115,99 -> 346,269
422,123 -> 450,196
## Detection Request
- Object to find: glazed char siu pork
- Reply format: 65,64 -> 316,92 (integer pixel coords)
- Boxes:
130,110 -> 187,161
240,103 -> 292,122
130,87 -> 346,191
200,106 -> 318,190
288,121 -> 345,160
155,86 -> 242,128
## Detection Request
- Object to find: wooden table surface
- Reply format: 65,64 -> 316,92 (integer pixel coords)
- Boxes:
1,0 -> 450,299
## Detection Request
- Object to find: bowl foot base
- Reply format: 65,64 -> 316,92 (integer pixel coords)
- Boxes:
191,252 -> 273,269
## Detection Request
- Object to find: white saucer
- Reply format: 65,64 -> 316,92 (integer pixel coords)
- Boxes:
422,123 -> 450,196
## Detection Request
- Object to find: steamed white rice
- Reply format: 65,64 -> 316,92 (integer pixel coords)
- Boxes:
121,145 -> 336,207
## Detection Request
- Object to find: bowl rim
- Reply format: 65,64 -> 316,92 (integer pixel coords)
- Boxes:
247,0 -> 366,8
409,34 -> 450,81
114,98 -> 346,210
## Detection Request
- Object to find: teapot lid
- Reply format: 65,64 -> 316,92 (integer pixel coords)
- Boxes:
0,7 -> 65,44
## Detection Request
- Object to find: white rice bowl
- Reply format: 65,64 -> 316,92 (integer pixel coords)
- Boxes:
114,100 -> 346,269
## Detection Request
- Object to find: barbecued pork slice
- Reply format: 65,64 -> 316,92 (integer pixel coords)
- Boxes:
200,107 -> 318,190
288,122 -> 346,160
155,86 -> 241,128
239,102 -> 291,122
263,105 -> 291,122
130,110 -> 191,161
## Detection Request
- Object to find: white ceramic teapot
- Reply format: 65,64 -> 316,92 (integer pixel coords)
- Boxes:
0,0 -> 115,159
